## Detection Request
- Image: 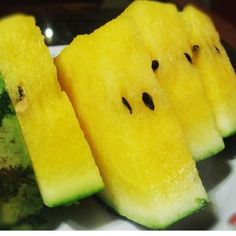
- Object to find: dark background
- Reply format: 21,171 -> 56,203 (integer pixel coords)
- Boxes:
0,0 -> 235,48
0,0 -> 235,230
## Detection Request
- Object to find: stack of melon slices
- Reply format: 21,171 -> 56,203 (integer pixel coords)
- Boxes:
0,0 -> 235,230
0,14 -> 104,229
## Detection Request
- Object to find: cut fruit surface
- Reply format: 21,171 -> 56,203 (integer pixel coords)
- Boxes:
181,5 -> 236,137
122,0 -> 224,161
55,16 -> 208,229
0,14 -> 104,207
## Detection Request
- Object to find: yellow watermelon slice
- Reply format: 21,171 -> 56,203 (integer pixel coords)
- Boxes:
55,15 -> 208,229
121,0 -> 224,161
181,5 -> 236,137
0,14 -> 104,207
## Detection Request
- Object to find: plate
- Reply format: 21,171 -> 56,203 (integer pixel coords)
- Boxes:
47,45 -> 236,230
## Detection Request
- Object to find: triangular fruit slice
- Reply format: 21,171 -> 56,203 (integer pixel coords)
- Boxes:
181,5 -> 236,137
122,0 -> 224,161
55,16 -> 208,229
0,14 -> 104,207
0,75 -> 43,229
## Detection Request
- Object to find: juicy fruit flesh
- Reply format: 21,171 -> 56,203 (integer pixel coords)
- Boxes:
55,16 -> 208,228
0,14 -> 104,207
181,5 -> 236,137
0,75 -> 43,228
122,0 -> 224,161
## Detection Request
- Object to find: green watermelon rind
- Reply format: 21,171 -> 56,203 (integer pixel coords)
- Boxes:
194,141 -> 225,162
222,127 -> 236,139
45,184 -> 104,208
99,196 -> 209,230
159,198 -> 209,230
0,74 -> 44,228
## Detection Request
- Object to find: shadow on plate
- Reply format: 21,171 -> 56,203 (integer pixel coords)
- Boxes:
197,155 -> 231,191
221,134 -> 236,160
197,134 -> 236,191
44,196 -> 117,230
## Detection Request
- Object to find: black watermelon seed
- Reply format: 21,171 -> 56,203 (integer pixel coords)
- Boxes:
18,86 -> 24,101
151,60 -> 159,71
192,45 -> 200,53
142,92 -> 155,111
122,97 -> 132,114
215,46 -> 220,54
184,53 -> 192,64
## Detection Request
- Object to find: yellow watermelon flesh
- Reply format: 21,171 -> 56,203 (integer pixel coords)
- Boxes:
181,5 -> 236,137
122,0 -> 224,161
55,16 -> 208,229
0,14 -> 104,207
